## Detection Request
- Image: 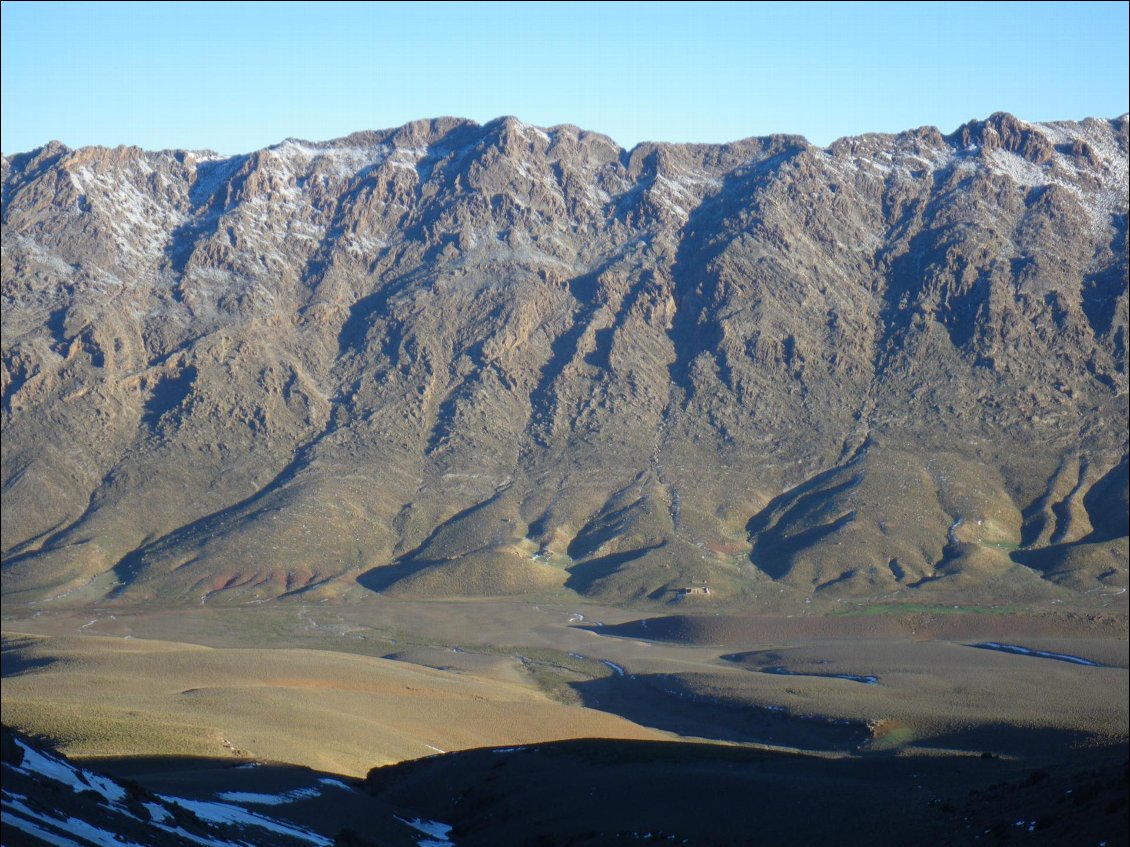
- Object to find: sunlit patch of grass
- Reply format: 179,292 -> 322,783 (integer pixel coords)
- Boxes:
865,720 -> 917,751
1,699 -> 225,760
979,541 -> 1022,551
0,629 -> 663,775
500,646 -> 611,705
831,602 -> 1029,617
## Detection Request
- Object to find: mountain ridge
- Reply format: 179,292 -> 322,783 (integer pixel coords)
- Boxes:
2,112 -> 1127,606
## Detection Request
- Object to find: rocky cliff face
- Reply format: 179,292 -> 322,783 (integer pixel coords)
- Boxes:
2,113 -> 1127,606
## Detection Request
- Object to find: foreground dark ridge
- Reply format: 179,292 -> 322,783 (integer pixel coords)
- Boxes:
1,113 -> 1127,606
4,724 -> 1127,847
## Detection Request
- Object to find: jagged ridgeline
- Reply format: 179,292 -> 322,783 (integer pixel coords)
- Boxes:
2,113 -> 1127,605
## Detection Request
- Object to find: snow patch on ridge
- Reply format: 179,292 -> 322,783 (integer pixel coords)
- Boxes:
215,786 -> 322,805
13,738 -> 126,804
397,816 -> 457,846
160,795 -> 333,845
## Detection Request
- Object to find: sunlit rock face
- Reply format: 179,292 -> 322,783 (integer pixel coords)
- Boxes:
2,113 -> 1127,605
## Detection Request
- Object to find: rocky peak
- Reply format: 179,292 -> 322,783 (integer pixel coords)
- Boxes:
948,111 -> 1055,163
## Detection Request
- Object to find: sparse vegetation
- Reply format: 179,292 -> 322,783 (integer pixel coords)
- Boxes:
831,602 -> 1030,617
2,116 -> 1126,608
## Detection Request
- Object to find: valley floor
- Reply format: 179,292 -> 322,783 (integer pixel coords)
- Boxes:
2,596 -> 1127,845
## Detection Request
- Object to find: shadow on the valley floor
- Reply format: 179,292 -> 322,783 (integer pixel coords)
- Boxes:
573,615 -> 695,642
910,724 -> 1103,760
1,639 -> 59,678
569,671 -> 871,751
720,650 -> 880,684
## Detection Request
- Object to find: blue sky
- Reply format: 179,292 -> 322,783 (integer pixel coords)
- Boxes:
2,1 -> 1127,154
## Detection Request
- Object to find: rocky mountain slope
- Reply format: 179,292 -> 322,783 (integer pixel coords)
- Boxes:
2,113 -> 1127,606
1,724 -> 347,846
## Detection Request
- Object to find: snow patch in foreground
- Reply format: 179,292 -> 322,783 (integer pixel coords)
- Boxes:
142,802 -> 173,823
216,786 -> 321,806
161,796 -> 333,845
398,815 -> 456,845
2,803 -> 88,847
14,739 -> 126,804
64,815 -> 147,847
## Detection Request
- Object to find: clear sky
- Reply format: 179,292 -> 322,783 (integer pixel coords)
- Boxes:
2,1 -> 1127,155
